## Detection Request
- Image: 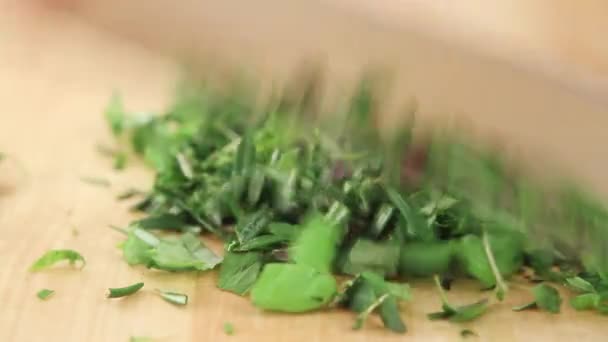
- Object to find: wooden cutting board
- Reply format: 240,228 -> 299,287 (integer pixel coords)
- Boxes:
0,5 -> 606,342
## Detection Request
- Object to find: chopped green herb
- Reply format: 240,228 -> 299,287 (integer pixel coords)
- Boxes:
129,336 -> 154,342
461,329 -> 477,338
37,289 -> 55,300
428,275 -> 488,322
30,249 -> 86,271
570,293 -> 601,311
399,241 -> 454,277
251,263 -> 337,312
513,283 -> 562,313
107,282 -> 144,298
342,239 -> 400,277
291,214 -> 343,273
117,188 -> 145,200
566,276 -> 596,293
119,228 -> 221,272
156,289 -> 188,306
218,252 -> 263,295
80,176 -> 111,188
106,77 -> 608,332
223,322 -> 235,336
353,293 -> 389,330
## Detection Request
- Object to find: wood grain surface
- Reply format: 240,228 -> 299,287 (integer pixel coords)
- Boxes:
1,5 -> 607,342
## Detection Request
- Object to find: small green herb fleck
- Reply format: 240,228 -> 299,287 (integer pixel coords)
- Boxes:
513,284 -> 562,313
428,275 -> 488,322
30,249 -> 86,271
37,289 -> 55,300
218,252 -> 263,295
461,329 -> 477,338
223,322 -> 235,336
107,282 -> 144,298
80,176 -> 111,188
251,263 -> 337,312
156,289 -> 188,306
353,293 -> 389,330
129,337 -> 154,342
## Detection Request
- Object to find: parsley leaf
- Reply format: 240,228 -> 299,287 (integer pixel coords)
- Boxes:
290,214 -> 343,273
223,322 -> 235,336
107,282 -> 144,298
30,249 -> 86,271
513,283 -> 562,313
156,289 -> 188,306
218,252 -> 263,295
399,241 -> 454,277
428,275 -> 488,322
120,228 -> 221,272
251,263 -> 337,312
342,239 -> 400,277
37,289 -> 55,300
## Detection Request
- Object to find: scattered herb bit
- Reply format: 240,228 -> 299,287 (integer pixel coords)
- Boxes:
399,241 -> 454,277
129,336 -> 154,342
223,322 -> 235,336
513,283 -> 562,313
251,263 -> 337,312
118,228 -> 221,272
565,276 -> 606,312
342,239 -> 400,277
80,176 -> 111,188
461,329 -> 477,338
107,282 -> 144,298
156,289 -> 188,306
114,151 -> 127,170
341,272 -> 409,333
353,293 -> 389,330
30,249 -> 86,271
428,275 -> 488,322
291,213 -> 343,273
133,213 -> 190,231
37,289 -> 55,300
218,252 -> 263,295
117,188 -> 146,200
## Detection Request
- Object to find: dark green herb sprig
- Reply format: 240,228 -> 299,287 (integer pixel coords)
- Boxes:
107,77 -> 608,332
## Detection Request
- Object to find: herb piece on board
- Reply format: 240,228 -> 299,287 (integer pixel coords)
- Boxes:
30,249 -> 86,271
399,241 -> 454,277
251,263 -> 337,312
223,322 -> 235,336
129,336 -> 154,342
156,289 -> 188,306
290,213 -> 343,273
133,214 -> 190,231
342,272 -> 409,333
565,277 -> 602,311
107,282 -> 144,298
461,329 -> 477,338
512,283 -> 562,313
119,228 -> 221,272
234,209 -> 272,245
218,252 -> 263,295
37,289 -> 55,300
385,186 -> 432,241
456,233 -> 523,291
342,239 -> 400,277
80,176 -> 111,188
428,275 -> 488,322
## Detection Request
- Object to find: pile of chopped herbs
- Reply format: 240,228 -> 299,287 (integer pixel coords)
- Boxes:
105,78 -> 608,333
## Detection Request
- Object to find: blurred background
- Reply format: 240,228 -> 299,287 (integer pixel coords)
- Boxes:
5,0 -> 608,190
